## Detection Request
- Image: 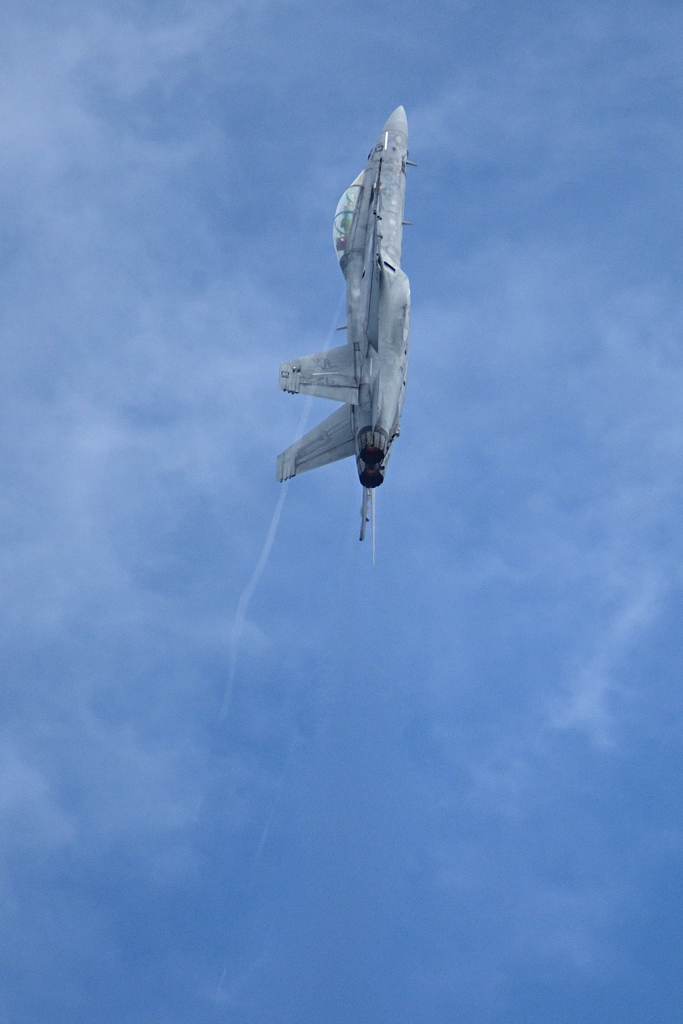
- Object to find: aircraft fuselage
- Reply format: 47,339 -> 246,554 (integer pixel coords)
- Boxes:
276,107 -> 412,542
340,108 -> 411,487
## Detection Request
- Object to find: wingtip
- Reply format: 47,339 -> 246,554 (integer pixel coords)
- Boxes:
276,453 -> 294,482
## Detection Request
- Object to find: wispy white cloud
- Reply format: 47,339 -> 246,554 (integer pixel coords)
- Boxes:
550,575 -> 662,747
3,0 -> 683,1019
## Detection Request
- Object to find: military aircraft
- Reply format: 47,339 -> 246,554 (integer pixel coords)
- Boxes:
276,106 -> 412,548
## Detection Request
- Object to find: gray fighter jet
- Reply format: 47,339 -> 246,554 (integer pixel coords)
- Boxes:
276,106 -> 412,545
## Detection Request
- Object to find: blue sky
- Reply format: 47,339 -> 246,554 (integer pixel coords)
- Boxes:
2,1 -> 683,1020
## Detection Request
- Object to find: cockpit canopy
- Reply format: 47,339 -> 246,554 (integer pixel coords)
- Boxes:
333,172 -> 363,262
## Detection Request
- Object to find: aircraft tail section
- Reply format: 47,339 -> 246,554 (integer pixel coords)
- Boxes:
276,404 -> 355,482
279,343 -> 358,405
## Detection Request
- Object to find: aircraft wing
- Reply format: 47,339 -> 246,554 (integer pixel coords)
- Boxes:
279,343 -> 358,404
276,404 -> 355,482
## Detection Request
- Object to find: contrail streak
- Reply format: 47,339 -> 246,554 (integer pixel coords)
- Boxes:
219,292 -> 344,718
219,403 -> 305,718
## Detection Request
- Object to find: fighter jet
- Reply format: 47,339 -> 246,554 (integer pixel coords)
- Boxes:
276,106 -> 412,545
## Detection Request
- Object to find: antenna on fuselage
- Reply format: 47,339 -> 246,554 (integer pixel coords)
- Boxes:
371,488 -> 376,567
360,487 -> 370,541
359,487 -> 376,565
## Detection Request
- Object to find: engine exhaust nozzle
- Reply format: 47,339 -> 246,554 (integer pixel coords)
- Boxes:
357,428 -> 388,488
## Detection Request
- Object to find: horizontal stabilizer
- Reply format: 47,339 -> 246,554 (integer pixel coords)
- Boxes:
277,404 -> 355,482
279,343 -> 358,404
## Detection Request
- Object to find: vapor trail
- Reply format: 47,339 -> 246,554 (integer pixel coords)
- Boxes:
219,293 -> 344,718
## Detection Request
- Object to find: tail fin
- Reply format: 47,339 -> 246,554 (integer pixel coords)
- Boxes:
279,343 -> 358,405
276,404 -> 355,482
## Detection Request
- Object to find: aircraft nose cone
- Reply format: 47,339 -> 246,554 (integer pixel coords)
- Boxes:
382,105 -> 408,135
